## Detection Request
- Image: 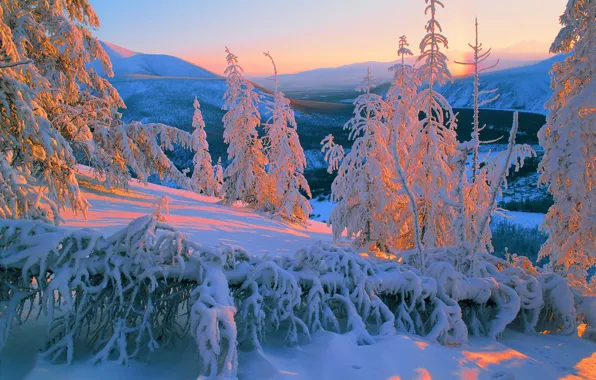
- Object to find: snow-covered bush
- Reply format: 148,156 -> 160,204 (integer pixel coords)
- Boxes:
0,218 -> 582,378
0,216 -> 238,377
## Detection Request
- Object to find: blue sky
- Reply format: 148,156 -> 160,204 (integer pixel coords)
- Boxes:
89,0 -> 564,74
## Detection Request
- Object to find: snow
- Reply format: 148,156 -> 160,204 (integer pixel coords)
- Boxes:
66,167 -> 332,256
1,168 -> 594,379
95,41 -> 221,79
3,312 -> 595,379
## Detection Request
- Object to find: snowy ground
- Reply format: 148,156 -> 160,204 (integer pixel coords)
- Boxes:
1,168 -> 593,379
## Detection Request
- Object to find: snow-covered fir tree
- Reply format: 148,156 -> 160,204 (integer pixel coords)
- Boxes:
221,47 -> 268,206
385,35 -> 425,251
321,134 -> 345,174
538,0 -> 596,271
92,119 -> 194,191
0,0 -> 198,224
330,68 -> 397,248
409,0 -> 460,248
453,18 -> 500,182
262,52 -> 312,223
214,157 -> 224,197
451,18 -> 501,253
190,97 -> 217,195
386,35 -> 418,150
0,0 -> 120,223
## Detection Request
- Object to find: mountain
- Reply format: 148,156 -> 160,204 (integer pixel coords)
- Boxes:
97,42 -> 350,172
251,44 -> 550,93
95,41 -> 220,79
434,54 -> 563,114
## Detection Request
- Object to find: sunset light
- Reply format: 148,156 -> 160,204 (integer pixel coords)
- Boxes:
1,0 -> 594,379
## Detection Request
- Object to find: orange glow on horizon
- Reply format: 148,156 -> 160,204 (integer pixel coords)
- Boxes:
449,51 -> 475,78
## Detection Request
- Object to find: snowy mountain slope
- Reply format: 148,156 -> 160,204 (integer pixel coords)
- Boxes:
95,41 -> 221,79
435,55 -> 564,114
2,168 -> 594,380
278,55 -> 562,114
64,167 -> 332,255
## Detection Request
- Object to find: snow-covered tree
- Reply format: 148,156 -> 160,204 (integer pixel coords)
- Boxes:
190,97 -> 217,195
385,35 -> 425,252
0,0 -> 198,224
408,0 -> 460,249
447,18 -> 501,255
0,0 -> 121,223
214,157 -> 224,197
91,120 -> 193,190
386,35 -> 419,150
321,134 -> 345,174
538,0 -> 596,271
453,18 -> 500,182
330,68 -> 397,248
221,47 -> 268,206
262,52 -> 312,223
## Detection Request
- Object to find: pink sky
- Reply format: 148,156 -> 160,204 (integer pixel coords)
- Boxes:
89,0 -> 565,75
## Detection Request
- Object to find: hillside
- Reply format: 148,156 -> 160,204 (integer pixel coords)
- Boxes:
434,55 -> 563,114
95,41 -> 221,79
98,41 -> 551,202
2,168 -> 594,380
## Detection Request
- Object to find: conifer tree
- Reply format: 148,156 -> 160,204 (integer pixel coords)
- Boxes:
190,97 -> 217,195
454,18 -> 500,182
0,0 -> 199,224
330,68 -> 397,248
0,0 -> 120,223
221,47 -> 268,206
214,157 -> 224,197
262,52 -> 312,223
451,18 -> 501,253
409,0 -> 459,248
538,0 -> 596,271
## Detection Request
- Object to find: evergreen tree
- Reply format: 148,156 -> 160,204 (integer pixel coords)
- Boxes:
262,52 -> 312,223
453,18 -> 500,182
409,0 -> 460,248
330,68 -> 397,248
0,0 -> 120,223
190,97 -> 217,195
538,0 -> 596,270
0,0 -> 198,224
214,157 -> 224,198
221,47 -> 268,206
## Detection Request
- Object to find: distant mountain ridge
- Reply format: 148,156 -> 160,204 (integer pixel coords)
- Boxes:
251,42 -> 552,92
432,55 -> 563,114
95,41 -> 221,79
